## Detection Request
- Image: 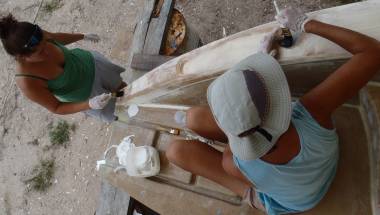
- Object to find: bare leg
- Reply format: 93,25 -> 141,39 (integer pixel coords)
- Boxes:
166,106 -> 255,196
166,139 -> 249,196
222,146 -> 254,186
186,106 -> 227,142
186,106 -> 254,185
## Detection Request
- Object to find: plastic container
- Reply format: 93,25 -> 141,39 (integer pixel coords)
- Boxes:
102,135 -> 160,177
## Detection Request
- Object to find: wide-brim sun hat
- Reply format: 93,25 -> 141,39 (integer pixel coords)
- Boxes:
207,52 -> 292,160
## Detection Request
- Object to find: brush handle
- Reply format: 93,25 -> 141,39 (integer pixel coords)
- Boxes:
273,0 -> 280,14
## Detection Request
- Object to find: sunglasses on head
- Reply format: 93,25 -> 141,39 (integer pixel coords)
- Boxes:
23,25 -> 43,51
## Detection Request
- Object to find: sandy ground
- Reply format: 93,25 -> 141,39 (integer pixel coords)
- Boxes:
0,0 -> 350,214
176,0 -> 355,43
0,1 -> 143,215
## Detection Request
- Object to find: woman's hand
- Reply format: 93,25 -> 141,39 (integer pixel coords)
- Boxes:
275,7 -> 310,33
83,33 -> 100,43
89,93 -> 112,109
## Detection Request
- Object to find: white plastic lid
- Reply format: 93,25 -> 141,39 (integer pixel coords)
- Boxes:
127,104 -> 139,118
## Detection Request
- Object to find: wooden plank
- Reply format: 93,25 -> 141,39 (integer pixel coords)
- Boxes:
131,54 -> 175,71
132,0 -> 156,54
153,0 -> 164,17
143,0 -> 174,55
120,1 -> 380,106
96,181 -> 130,215
123,0 -> 156,83
100,165 -> 251,215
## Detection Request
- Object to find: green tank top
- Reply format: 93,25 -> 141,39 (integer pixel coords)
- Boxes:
47,41 -> 95,102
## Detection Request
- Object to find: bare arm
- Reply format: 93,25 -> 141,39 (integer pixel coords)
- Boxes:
300,20 -> 380,128
43,30 -> 84,45
17,79 -> 90,115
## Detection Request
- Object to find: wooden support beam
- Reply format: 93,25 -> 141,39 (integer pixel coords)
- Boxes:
143,0 -> 174,55
123,0 -> 157,83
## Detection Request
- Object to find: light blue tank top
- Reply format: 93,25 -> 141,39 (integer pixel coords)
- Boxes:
234,101 -> 339,215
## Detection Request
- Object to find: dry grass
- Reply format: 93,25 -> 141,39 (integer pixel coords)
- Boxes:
42,0 -> 63,13
25,159 -> 55,192
48,120 -> 71,148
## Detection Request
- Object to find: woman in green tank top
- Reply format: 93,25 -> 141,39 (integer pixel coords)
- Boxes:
0,14 -> 126,122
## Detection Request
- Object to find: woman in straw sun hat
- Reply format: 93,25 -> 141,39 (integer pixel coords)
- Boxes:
0,14 -> 126,122
166,7 -> 380,214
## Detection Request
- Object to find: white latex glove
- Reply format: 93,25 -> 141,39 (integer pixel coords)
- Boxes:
89,93 -> 112,109
258,28 -> 280,56
83,33 -> 100,42
275,7 -> 310,33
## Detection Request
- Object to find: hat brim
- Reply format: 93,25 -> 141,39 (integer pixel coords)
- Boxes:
207,53 -> 292,160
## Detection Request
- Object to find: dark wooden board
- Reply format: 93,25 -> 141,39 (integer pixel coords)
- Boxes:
131,53 -> 175,71
143,0 -> 174,55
